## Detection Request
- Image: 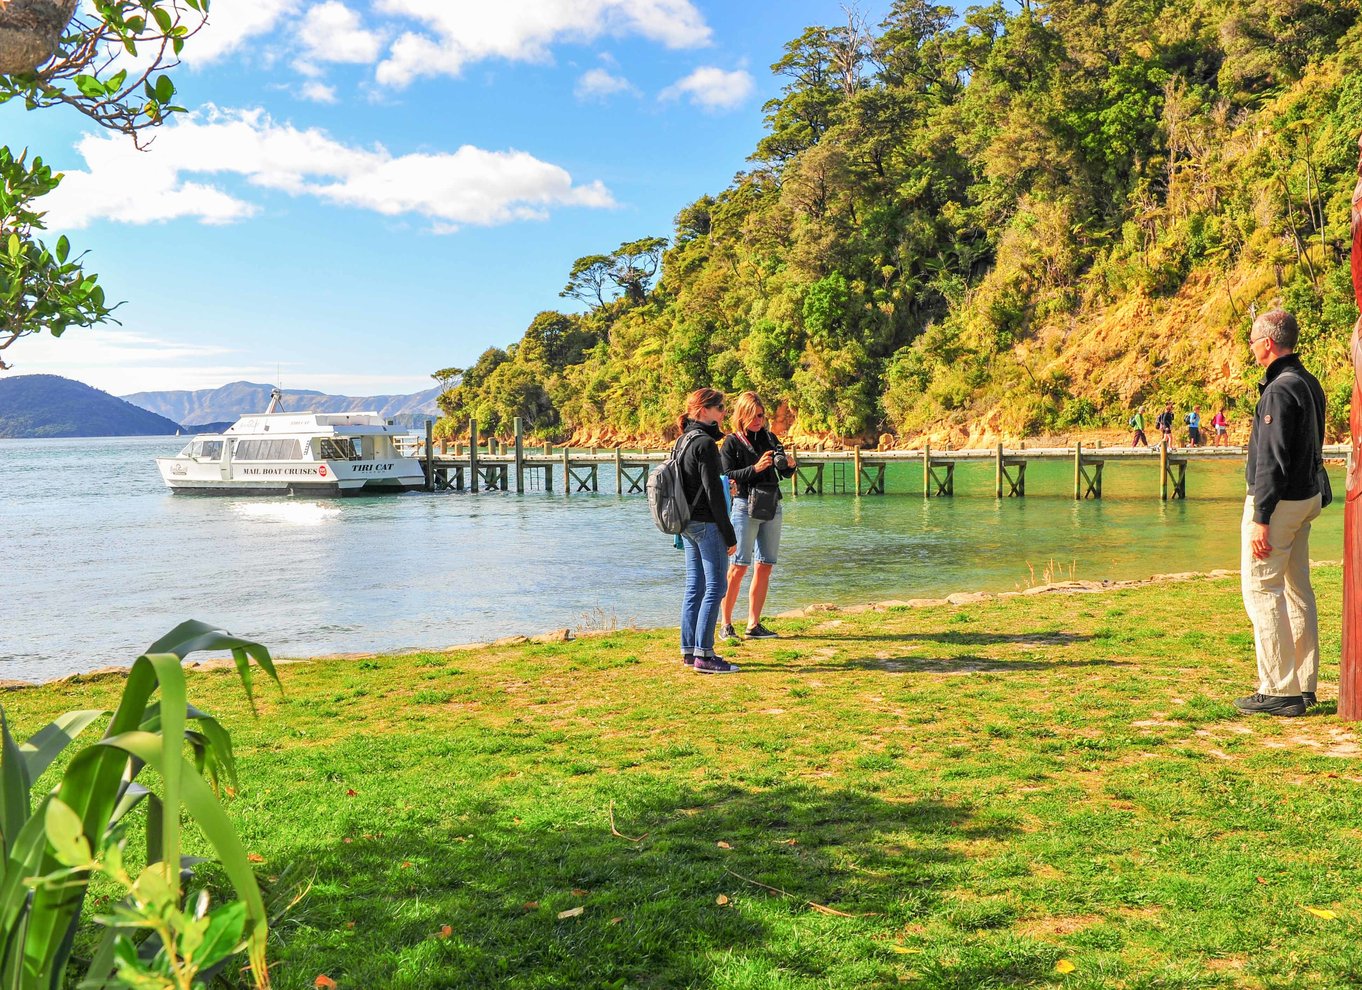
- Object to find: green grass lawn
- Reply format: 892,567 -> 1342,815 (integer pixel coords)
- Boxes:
14,567 -> 1362,989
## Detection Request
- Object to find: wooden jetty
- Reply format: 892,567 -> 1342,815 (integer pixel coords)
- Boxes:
404,419 -> 1350,502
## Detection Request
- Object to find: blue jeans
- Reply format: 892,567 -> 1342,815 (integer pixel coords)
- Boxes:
680,520 -> 729,659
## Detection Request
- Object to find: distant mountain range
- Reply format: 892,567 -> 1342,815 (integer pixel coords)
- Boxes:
0,375 -> 444,438
0,375 -> 181,438
121,380 -> 443,428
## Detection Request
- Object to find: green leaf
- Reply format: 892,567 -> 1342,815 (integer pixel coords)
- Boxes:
44,798 -> 92,868
154,75 -> 174,103
74,75 -> 106,100
131,861 -> 175,907
192,900 -> 247,969
94,732 -> 270,981
152,6 -> 173,33
6,233 -> 19,259
20,708 -> 104,780
0,708 -> 33,862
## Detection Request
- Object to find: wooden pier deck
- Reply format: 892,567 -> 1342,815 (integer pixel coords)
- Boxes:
403,421 -> 1349,502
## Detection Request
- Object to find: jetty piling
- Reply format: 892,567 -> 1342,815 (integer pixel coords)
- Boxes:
514,418 -> 525,495
412,439 -> 1342,501
424,420 -> 435,492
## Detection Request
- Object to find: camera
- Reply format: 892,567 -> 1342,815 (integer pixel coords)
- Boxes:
771,442 -> 789,472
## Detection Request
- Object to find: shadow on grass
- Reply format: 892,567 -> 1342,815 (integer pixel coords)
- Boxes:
737,654 -> 1129,674
264,783 -> 1020,988
808,631 -> 1097,647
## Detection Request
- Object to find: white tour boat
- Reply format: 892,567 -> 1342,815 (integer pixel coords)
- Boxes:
156,389 -> 426,495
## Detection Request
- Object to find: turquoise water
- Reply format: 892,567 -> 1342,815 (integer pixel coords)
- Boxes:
0,436 -> 1345,681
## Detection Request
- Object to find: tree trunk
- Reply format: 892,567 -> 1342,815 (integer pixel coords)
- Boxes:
0,0 -> 78,74
1341,132 -> 1362,720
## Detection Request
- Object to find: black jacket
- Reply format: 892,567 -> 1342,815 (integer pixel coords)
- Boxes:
720,428 -> 796,500
677,419 -> 737,546
1246,353 -> 1326,524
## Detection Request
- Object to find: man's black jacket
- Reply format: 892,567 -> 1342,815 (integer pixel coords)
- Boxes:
1246,353 -> 1326,524
720,429 -> 796,500
676,419 -> 737,546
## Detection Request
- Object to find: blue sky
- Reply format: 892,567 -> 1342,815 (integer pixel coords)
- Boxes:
7,0 -> 899,397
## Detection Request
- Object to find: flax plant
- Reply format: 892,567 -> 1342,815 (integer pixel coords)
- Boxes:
0,620 -> 280,989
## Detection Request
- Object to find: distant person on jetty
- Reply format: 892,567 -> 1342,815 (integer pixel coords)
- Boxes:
719,391 -> 797,641
674,389 -> 739,674
1235,309 -> 1326,718
1186,406 -> 1202,447
1155,403 -> 1175,448
1212,407 -> 1229,446
1129,406 -> 1148,447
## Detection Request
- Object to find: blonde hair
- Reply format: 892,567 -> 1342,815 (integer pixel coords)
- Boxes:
675,388 -> 725,433
731,391 -> 767,435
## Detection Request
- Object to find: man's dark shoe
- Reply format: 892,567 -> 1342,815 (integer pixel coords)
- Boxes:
682,654 -> 695,666
718,624 -> 738,641
694,656 -> 740,674
1302,691 -> 1318,707
745,622 -> 778,639
1234,692 -> 1306,717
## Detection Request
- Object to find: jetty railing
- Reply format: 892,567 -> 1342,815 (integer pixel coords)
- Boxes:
401,419 -> 1350,502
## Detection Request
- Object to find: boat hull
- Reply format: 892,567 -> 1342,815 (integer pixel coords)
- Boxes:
156,457 -> 426,496
159,480 -> 424,496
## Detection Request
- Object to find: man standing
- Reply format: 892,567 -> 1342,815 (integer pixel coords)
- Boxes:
1155,403 -> 1176,448
1130,406 -> 1148,447
1236,309 -> 1327,717
1187,406 -> 1202,447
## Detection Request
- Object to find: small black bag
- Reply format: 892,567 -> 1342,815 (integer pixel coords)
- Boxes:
1304,391 -> 1332,508
748,485 -> 779,521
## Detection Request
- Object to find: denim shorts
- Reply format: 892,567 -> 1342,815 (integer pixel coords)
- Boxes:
731,497 -> 782,567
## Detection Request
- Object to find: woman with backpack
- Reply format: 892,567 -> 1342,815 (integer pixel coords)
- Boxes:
719,391 -> 797,640
674,388 -> 739,673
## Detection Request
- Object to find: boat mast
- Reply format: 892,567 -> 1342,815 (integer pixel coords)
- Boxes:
265,387 -> 285,414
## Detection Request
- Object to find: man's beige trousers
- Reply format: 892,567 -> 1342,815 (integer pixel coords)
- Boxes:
1241,494 -> 1322,696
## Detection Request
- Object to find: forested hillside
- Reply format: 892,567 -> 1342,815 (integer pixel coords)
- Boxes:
436,0 -> 1362,446
0,375 -> 181,438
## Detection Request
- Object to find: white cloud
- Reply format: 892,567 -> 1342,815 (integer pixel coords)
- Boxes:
298,2 -> 384,65
299,81 -> 339,103
575,67 -> 635,101
191,0 -> 301,65
373,0 -> 711,87
659,66 -> 754,111
42,107 -> 615,231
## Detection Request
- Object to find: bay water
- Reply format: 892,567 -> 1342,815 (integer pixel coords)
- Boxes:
1,436 -> 1345,682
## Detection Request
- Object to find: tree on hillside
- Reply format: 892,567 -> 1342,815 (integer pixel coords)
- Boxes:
560,238 -> 669,310
754,25 -> 855,165
519,310 -> 599,371
609,236 -> 668,305
560,253 -> 614,308
0,0 -> 204,370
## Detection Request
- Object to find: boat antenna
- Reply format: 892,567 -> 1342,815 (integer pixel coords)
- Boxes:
266,386 -> 285,414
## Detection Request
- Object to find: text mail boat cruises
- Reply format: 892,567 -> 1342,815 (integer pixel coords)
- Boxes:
156,390 -> 425,495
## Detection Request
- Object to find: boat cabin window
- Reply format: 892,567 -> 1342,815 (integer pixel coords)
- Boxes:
319,437 -> 360,460
233,439 -> 303,460
192,440 -> 224,460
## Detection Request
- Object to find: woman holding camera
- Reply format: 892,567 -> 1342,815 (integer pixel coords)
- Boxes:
719,391 -> 796,640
